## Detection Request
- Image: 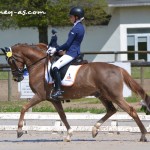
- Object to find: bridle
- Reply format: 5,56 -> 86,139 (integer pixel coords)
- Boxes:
8,54 -> 47,78
1,47 -> 47,79
9,56 -> 24,78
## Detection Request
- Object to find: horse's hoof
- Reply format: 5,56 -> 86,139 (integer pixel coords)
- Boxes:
17,130 -> 24,138
92,126 -> 98,138
140,137 -> 147,142
63,136 -> 71,142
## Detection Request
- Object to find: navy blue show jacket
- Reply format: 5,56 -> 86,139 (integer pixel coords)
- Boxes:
56,22 -> 85,58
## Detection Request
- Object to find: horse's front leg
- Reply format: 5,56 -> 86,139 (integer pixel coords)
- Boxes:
51,100 -> 73,142
17,94 -> 42,138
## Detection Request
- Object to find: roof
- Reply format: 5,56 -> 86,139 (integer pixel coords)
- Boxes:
106,0 -> 150,7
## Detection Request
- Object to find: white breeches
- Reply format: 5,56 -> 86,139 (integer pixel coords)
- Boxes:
52,54 -> 74,69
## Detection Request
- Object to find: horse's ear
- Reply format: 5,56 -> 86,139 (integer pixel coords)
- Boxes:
5,47 -> 10,52
0,48 -> 6,54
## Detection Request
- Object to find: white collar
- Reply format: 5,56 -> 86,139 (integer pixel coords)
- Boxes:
73,17 -> 84,27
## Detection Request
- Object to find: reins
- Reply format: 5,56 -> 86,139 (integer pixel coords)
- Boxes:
26,55 -> 47,70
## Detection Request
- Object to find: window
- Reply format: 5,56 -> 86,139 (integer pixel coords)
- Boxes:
127,28 -> 150,61
127,36 -> 135,60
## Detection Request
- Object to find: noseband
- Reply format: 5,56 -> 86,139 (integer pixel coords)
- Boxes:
8,56 -> 24,78
8,54 -> 47,78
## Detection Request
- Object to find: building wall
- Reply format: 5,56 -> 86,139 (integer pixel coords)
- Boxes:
119,6 -> 150,61
0,28 -> 38,64
92,8 -> 121,62
120,6 -> 150,24
0,25 -> 119,63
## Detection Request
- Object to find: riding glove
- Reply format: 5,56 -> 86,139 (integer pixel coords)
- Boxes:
47,47 -> 56,56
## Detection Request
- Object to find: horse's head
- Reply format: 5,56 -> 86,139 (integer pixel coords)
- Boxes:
0,47 -> 24,82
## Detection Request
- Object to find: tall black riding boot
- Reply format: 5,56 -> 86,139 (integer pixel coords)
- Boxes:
51,67 -> 63,99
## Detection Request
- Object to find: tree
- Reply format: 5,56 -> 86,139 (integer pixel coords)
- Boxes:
0,0 -> 110,44
0,0 -> 18,29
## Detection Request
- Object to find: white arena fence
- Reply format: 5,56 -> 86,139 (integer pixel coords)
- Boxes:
0,112 -> 150,133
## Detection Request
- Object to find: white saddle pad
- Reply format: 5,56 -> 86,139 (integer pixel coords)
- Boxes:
45,62 -> 82,86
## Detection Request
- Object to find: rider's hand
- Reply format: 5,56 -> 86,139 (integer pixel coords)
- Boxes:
59,50 -> 66,56
46,47 -> 56,56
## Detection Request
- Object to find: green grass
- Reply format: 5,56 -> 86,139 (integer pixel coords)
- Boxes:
132,67 -> 150,79
0,72 -> 8,79
126,94 -> 140,102
0,99 -> 105,114
0,96 -> 144,113
77,97 -> 140,103
64,107 -> 106,114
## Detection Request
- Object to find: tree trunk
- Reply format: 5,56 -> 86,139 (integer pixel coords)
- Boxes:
38,26 -> 48,44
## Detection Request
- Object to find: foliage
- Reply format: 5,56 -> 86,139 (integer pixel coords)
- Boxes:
0,0 -> 110,43
0,0 -> 17,29
0,0 -> 110,28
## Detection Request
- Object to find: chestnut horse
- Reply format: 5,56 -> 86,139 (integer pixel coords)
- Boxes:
1,43 -> 150,142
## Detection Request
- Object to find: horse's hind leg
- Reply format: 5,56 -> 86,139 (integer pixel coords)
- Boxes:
116,98 -> 147,142
51,100 -> 72,142
92,96 -> 117,138
17,94 -> 42,138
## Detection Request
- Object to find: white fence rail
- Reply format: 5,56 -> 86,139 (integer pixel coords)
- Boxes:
0,112 -> 150,133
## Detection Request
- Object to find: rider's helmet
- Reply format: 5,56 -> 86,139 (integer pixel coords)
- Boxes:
51,29 -> 57,34
69,6 -> 84,19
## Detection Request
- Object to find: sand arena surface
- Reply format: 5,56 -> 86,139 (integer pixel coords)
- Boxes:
0,131 -> 150,150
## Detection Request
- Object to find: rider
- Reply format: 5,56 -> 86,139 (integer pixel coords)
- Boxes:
48,29 -> 58,48
47,6 -> 85,99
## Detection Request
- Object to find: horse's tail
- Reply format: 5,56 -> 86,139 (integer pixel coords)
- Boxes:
120,68 -> 150,113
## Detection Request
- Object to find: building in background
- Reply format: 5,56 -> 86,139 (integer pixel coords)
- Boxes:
104,0 -> 150,62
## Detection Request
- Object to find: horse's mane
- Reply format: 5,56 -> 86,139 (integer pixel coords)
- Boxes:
13,43 -> 47,52
13,43 -> 29,47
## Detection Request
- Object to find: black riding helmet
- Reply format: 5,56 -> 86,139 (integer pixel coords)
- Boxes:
69,6 -> 84,19
52,29 -> 57,34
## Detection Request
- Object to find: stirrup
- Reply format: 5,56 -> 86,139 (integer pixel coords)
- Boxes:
51,90 -> 64,100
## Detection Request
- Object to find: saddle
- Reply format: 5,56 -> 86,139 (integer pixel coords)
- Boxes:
51,53 -> 88,80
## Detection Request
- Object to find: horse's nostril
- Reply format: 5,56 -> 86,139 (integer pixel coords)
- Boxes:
13,76 -> 24,82
14,79 -> 17,81
13,77 -> 16,80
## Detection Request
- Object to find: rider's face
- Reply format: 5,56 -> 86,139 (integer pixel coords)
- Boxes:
69,15 -> 76,24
